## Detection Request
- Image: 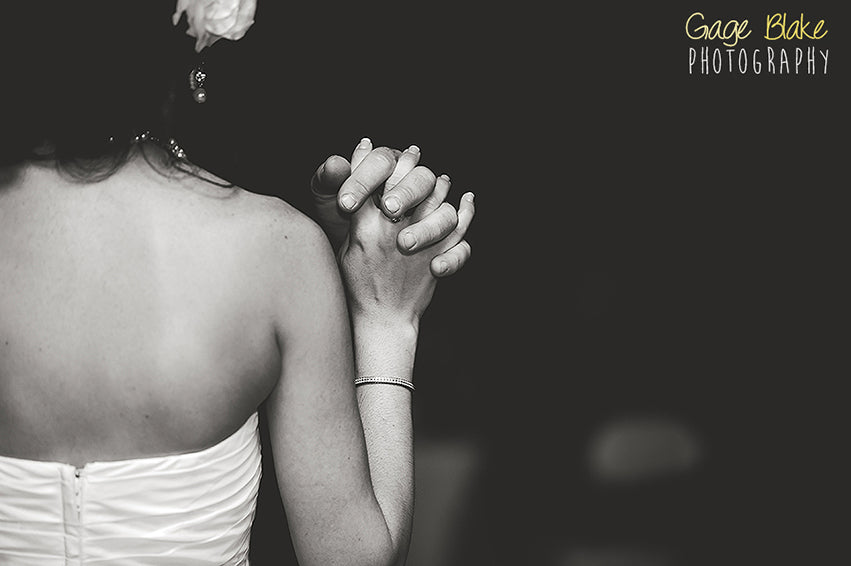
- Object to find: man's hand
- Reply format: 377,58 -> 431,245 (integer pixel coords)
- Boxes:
311,138 -> 472,277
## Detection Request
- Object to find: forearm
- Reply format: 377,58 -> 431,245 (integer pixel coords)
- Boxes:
352,319 -> 418,566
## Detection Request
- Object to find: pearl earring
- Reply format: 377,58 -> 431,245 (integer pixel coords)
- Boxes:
188,62 -> 207,104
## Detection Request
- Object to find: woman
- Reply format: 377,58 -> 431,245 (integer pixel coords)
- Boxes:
0,3 -> 474,565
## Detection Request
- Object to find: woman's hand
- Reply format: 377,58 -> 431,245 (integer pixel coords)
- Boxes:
335,146 -> 475,327
311,138 -> 473,278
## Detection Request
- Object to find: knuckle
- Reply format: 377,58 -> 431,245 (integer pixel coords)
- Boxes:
415,212 -> 448,244
411,165 -> 437,185
423,219 -> 444,242
419,195 -> 440,212
437,203 -> 459,233
389,183 -> 415,204
374,146 -> 403,160
447,240 -> 469,262
371,147 -> 397,169
438,201 -> 459,220
361,150 -> 395,176
408,225 -> 431,247
351,177 -> 370,197
390,167 -> 436,204
326,154 -> 347,168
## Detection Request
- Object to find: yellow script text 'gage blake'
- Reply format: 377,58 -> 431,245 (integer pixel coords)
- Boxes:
764,13 -> 827,40
686,12 -> 751,47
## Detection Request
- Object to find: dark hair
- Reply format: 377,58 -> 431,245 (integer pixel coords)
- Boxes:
2,2 -> 201,180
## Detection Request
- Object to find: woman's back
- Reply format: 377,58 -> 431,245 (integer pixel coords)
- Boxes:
0,155 -> 302,468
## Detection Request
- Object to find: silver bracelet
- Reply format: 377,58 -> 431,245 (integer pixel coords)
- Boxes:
354,376 -> 415,392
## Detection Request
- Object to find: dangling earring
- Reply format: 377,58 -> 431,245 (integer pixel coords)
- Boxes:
188,61 -> 207,104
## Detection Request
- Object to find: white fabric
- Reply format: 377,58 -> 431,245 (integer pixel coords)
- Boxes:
0,412 -> 261,565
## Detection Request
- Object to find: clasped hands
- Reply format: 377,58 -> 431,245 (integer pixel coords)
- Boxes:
311,138 -> 475,323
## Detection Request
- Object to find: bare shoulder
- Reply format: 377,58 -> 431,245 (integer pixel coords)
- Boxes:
212,185 -> 342,298
223,187 -> 335,270
147,159 -> 328,258
134,164 -> 344,326
233,189 -> 323,244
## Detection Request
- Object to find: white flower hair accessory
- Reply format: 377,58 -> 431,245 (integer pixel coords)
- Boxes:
173,0 -> 257,53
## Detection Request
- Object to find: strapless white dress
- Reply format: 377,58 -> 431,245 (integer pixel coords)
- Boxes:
0,412 -> 261,565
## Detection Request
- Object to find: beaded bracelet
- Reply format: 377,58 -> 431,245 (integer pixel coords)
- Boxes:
354,376 -> 415,392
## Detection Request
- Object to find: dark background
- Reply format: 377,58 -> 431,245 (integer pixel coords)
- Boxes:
172,3 -> 845,565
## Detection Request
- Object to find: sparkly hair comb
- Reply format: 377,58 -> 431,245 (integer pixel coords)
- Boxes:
132,130 -> 187,161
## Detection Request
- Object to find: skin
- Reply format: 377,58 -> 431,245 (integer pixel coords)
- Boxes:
0,141 -> 475,566
311,138 -> 473,276
0,153 -> 287,464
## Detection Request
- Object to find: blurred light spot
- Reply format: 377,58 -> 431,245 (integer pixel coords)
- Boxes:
560,545 -> 674,566
587,416 -> 702,484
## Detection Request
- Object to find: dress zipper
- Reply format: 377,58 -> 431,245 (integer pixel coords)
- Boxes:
73,467 -> 83,520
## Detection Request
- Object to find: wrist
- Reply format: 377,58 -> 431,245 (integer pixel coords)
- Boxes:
351,310 -> 420,340
351,320 -> 419,380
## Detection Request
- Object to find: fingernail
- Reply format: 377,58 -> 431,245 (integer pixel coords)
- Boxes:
401,231 -> 417,250
340,194 -> 356,210
437,261 -> 448,274
465,192 -> 475,203
407,144 -> 420,155
358,137 -> 371,148
440,174 -> 451,182
384,195 -> 401,213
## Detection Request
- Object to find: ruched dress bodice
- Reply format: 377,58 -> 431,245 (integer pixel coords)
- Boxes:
0,412 -> 261,565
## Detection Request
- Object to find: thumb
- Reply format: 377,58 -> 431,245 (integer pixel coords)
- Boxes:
311,155 -> 353,251
311,155 -> 351,197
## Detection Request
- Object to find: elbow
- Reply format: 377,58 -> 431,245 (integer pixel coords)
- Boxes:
384,541 -> 411,566
294,495 -> 412,566
297,530 -> 409,566
354,498 -> 412,566
354,533 -> 409,566
372,549 -> 408,566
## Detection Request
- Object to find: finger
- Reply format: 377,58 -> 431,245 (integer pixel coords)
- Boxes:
371,145 -> 420,212
410,173 -> 451,222
372,145 -> 412,208
441,192 -> 475,250
310,155 -> 351,197
430,240 -> 472,277
310,155 -> 354,250
381,165 -> 436,221
338,147 -> 397,212
350,137 -> 373,170
385,145 -> 421,191
397,201 -> 458,254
